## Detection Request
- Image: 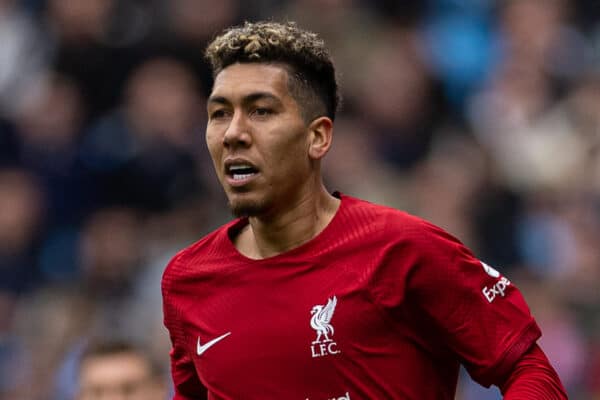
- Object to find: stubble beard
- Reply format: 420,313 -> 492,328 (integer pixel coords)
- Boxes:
228,196 -> 269,218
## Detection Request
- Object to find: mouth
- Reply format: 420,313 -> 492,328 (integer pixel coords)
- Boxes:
224,160 -> 259,186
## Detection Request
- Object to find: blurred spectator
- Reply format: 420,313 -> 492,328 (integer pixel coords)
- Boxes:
152,0 -> 242,95
5,207 -> 148,400
14,72 -> 92,225
356,30 -> 443,170
165,0 -> 240,44
75,339 -> 168,400
0,168 -> 43,295
46,0 -> 155,118
0,0 -> 49,118
420,0 -> 500,109
468,61 -> 573,190
466,0 -> 595,195
79,208 -> 142,300
323,116 -> 407,209
407,133 -> 486,249
498,0 -> 590,80
6,285 -> 89,400
0,168 -> 43,399
469,165 -> 524,269
79,57 -> 206,212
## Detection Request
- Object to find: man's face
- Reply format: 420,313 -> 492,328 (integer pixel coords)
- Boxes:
206,63 -> 312,217
78,353 -> 165,400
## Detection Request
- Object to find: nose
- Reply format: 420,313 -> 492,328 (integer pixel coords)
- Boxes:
223,111 -> 251,148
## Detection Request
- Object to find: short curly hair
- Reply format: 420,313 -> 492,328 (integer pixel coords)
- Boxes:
205,21 -> 340,121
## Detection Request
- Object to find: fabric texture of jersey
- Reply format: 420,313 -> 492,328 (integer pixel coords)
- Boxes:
162,193 -> 541,399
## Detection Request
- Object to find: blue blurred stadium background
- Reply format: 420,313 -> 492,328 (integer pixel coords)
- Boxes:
0,0 -> 599,398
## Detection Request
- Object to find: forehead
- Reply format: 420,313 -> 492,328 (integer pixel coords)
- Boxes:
80,353 -> 150,383
210,63 -> 292,101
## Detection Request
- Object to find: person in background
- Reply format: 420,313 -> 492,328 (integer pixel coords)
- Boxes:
76,339 -> 168,400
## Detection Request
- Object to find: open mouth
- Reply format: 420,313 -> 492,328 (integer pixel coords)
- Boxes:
226,163 -> 259,181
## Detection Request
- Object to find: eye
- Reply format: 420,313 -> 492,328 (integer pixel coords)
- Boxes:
209,109 -> 229,120
251,107 -> 273,118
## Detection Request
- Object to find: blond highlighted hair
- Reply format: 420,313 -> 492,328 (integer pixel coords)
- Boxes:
205,21 -> 340,121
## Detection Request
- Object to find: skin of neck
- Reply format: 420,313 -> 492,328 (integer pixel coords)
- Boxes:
238,172 -> 340,259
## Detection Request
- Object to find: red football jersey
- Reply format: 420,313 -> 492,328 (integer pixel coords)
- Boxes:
162,194 -> 541,399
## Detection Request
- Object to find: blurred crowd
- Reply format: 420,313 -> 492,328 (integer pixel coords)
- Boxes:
0,0 -> 598,399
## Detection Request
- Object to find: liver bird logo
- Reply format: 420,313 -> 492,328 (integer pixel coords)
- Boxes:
310,296 -> 337,344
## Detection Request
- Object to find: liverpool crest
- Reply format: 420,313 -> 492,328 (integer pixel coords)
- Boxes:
310,296 -> 340,357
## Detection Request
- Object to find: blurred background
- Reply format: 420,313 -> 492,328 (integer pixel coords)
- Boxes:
0,0 -> 598,398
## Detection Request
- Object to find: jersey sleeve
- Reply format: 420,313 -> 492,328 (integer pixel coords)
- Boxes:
162,251 -> 208,399
383,219 -> 541,387
499,344 -> 567,399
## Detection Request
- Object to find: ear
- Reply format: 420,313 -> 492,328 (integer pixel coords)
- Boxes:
307,116 -> 333,160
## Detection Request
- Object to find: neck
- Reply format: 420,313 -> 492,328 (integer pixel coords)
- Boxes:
237,185 -> 340,259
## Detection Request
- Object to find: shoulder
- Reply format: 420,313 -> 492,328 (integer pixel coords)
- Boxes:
161,219 -> 243,287
340,194 -> 450,243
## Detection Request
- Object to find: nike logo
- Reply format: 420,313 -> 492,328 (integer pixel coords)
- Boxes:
197,332 -> 231,356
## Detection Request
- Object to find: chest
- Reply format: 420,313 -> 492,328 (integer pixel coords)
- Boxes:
180,258 -> 414,394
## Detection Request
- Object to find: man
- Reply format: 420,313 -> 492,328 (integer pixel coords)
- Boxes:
76,340 -> 168,400
162,21 -> 567,399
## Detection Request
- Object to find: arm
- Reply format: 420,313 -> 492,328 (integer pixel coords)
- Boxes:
395,220 -> 556,389
497,344 -> 568,399
168,342 -> 208,400
162,252 -> 208,399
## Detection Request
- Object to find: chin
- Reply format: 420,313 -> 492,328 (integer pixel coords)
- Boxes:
228,197 -> 269,218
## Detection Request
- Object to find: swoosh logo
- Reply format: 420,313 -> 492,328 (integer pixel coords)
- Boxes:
197,332 -> 231,356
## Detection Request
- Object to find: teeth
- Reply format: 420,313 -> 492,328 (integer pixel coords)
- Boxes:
232,173 -> 255,181
226,162 -> 257,181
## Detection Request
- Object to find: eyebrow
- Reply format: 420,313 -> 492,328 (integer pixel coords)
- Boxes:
207,92 -> 282,107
